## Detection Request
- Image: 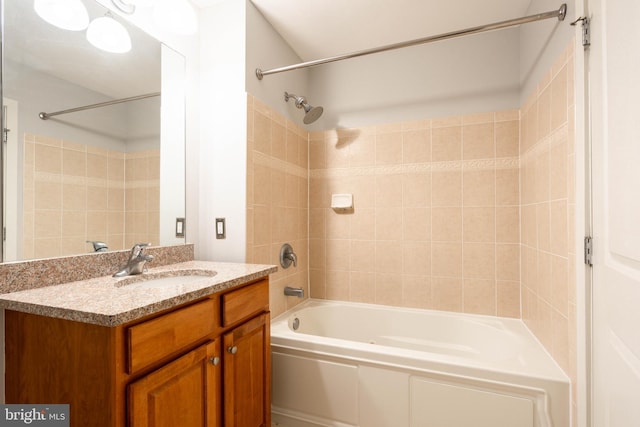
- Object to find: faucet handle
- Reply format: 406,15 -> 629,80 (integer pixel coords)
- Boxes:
279,243 -> 297,269
129,242 -> 151,258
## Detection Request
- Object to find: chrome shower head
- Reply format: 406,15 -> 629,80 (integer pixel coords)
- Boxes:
284,92 -> 323,124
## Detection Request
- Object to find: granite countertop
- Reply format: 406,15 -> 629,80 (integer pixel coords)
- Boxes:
0,261 -> 277,327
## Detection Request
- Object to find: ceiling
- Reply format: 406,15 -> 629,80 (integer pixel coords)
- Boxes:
248,0 -> 534,62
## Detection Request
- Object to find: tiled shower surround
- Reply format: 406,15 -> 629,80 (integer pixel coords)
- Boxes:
22,134 -> 160,259
247,42 -> 576,410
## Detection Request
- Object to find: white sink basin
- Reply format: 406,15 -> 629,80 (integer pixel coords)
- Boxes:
117,270 -> 217,289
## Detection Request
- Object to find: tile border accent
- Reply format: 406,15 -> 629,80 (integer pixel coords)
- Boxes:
253,150 -> 308,179
310,157 -> 519,178
520,123 -> 568,165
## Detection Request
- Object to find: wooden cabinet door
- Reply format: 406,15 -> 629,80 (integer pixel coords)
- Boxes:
223,313 -> 271,427
129,339 -> 222,427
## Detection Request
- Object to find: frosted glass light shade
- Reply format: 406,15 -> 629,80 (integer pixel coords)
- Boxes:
34,0 -> 89,31
86,16 -> 132,53
131,0 -> 154,7
153,0 -> 198,35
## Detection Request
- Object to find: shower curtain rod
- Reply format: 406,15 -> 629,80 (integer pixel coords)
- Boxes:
38,92 -> 161,120
256,3 -> 567,80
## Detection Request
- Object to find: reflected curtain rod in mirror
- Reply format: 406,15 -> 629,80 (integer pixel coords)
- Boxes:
39,91 -> 160,120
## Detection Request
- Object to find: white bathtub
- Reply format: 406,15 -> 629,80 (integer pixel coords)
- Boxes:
271,299 -> 569,427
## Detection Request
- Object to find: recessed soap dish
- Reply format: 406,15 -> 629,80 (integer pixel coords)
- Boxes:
331,193 -> 353,212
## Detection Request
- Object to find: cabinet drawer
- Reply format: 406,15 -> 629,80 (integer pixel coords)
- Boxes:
221,279 -> 269,327
127,298 -> 217,374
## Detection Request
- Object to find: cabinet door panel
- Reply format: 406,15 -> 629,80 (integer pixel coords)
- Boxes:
223,313 -> 270,427
129,339 -> 221,427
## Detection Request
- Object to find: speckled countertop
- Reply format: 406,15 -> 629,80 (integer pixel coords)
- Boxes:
0,261 -> 277,327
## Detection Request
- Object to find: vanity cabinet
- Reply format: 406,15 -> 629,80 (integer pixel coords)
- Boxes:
4,278 -> 271,427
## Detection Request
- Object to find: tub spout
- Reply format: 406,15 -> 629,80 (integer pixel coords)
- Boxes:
284,286 -> 304,298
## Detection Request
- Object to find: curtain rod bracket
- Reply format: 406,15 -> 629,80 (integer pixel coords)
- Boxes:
559,4 -> 567,21
255,3 -> 568,79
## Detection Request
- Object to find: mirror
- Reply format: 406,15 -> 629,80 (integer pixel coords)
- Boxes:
1,0 -> 186,262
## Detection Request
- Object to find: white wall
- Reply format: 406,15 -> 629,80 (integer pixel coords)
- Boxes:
245,1 -> 310,122
196,0 -> 248,262
308,29 -> 521,130
160,45 -> 187,247
519,0 -> 577,101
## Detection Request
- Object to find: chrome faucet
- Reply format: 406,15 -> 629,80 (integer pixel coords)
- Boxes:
87,240 -> 108,252
113,243 -> 154,277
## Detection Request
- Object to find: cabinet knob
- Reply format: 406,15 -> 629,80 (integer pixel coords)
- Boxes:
227,346 -> 238,355
209,356 -> 220,366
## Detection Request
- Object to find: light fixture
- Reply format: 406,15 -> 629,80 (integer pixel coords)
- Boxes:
130,0 -> 155,7
86,13 -> 132,53
110,0 -> 136,15
33,0 -> 90,31
108,0 -> 199,36
153,0 -> 198,36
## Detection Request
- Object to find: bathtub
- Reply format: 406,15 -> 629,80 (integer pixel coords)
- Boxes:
270,299 -> 569,427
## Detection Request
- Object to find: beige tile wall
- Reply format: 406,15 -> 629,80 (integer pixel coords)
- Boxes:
22,134 -> 159,259
308,112 -> 521,317
246,95 -> 310,318
520,43 -> 576,417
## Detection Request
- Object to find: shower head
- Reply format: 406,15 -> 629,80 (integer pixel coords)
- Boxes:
303,104 -> 324,124
284,92 -> 323,124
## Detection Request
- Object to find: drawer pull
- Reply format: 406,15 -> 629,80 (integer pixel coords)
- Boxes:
227,346 -> 238,355
209,356 -> 220,366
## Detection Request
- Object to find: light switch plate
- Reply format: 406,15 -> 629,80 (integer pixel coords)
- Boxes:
175,218 -> 185,237
215,218 -> 226,239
